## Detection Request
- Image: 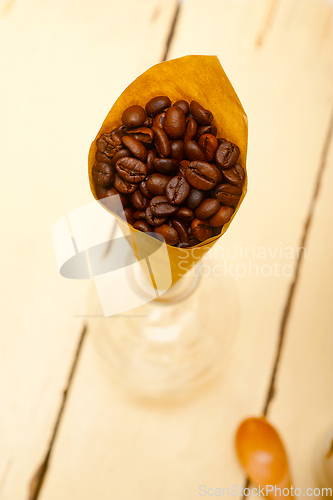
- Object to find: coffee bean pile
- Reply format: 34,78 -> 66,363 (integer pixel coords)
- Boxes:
92,96 -> 245,247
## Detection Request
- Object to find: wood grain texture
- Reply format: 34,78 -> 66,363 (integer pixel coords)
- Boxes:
38,0 -> 333,499
0,1 -> 178,498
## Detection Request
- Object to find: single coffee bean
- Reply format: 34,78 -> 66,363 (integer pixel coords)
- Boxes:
122,105 -> 146,128
153,157 -> 179,175
146,173 -> 171,196
140,180 -> 154,199
145,206 -> 167,227
96,132 -> 122,157
191,218 -> 213,242
186,187 -> 204,209
214,183 -> 242,207
179,159 -> 190,178
143,116 -> 153,128
145,96 -> 171,116
173,100 -> 189,115
112,124 -> 127,137
95,185 -> 106,199
198,133 -> 219,162
185,161 -> 220,190
184,117 -> 198,142
154,224 -> 179,246
150,196 -> 179,217
188,237 -> 200,247
171,219 -> 189,244
95,150 -> 112,164
184,140 -> 207,161
110,148 -> 132,167
113,173 -> 137,194
163,106 -> 186,139
152,112 -> 165,129
133,220 -> 153,233
222,163 -> 245,186
121,135 -> 147,162
131,190 -> 149,210
166,176 -> 190,205
175,206 -> 194,222
103,187 -> 128,209
115,157 -> 147,183
92,162 -> 115,187
152,126 -> 171,157
146,149 -> 157,175
133,210 -> 146,220
189,100 -> 213,125
209,206 -> 234,227
170,140 -> 185,161
195,124 -> 217,141
195,198 -> 220,219
215,141 -> 240,169
127,127 -> 154,144
118,207 -> 135,225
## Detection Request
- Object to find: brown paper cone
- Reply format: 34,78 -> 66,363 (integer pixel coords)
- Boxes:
88,55 -> 248,288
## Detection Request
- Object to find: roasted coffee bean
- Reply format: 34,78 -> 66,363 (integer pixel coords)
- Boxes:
195,124 -> 217,141
118,207 -> 135,225
215,141 -> 240,169
184,117 -> 198,142
198,134 -> 219,162
110,148 -> 132,167
163,106 -> 186,139
185,161 -> 220,190
112,124 -> 127,137
95,150 -> 112,164
186,187 -> 204,209
146,149 -> 157,174
188,237 -> 200,247
127,127 -> 154,144
171,219 -> 189,244
121,135 -> 147,162
173,100 -> 189,115
133,210 -> 146,220
175,206 -> 194,222
92,162 -> 115,187
153,157 -> 179,175
152,126 -> 170,157
145,206 -> 167,227
96,132 -> 122,157
133,220 -> 153,233
145,96 -> 171,116
122,105 -> 146,128
103,187 -> 128,209
143,116 -> 153,128
152,112 -> 165,129
222,163 -> 245,186
170,140 -> 185,161
189,101 -> 213,125
214,183 -> 242,207
146,173 -> 171,196
209,206 -> 234,227
195,198 -> 220,219
179,160 -> 190,178
131,190 -> 149,210
150,196 -> 178,217
140,180 -> 154,199
115,157 -> 147,183
184,140 -> 207,161
113,173 -> 137,194
166,176 -> 190,205
191,218 -> 213,242
95,185 -> 106,199
154,224 -> 179,246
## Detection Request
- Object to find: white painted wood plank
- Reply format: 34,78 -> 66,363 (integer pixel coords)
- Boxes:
0,1 -> 177,499
39,0 -> 333,499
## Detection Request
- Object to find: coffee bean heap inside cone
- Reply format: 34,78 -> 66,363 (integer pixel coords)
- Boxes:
92,97 -> 245,247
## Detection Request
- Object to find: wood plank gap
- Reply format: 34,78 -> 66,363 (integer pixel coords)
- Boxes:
162,0 -> 182,61
262,104 -> 333,416
256,0 -> 281,48
27,324 -> 88,500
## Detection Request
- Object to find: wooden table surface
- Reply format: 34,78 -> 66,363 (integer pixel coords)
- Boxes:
1,0 -> 333,499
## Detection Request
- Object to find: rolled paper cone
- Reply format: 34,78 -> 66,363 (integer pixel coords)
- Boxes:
88,55 -> 248,288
